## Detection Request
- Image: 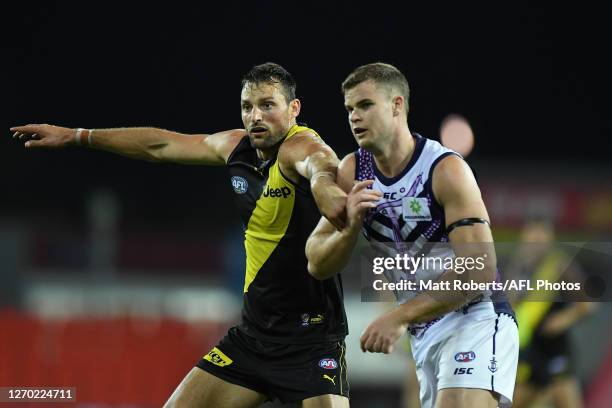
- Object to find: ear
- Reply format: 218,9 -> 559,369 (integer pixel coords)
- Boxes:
290,98 -> 301,118
392,96 -> 404,117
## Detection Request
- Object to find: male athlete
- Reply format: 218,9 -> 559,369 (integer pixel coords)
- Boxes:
305,63 -> 518,407
510,219 -> 596,408
11,63 -> 350,407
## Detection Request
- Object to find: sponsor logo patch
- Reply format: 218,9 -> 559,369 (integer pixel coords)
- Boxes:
203,347 -> 233,367
300,313 -> 324,326
319,358 -> 338,370
322,374 -> 336,385
402,197 -> 432,221
455,351 -> 476,362
454,367 -> 474,375
262,185 -> 292,198
309,314 -> 324,324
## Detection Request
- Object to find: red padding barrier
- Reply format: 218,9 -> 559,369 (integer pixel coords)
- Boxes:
0,309 -> 228,406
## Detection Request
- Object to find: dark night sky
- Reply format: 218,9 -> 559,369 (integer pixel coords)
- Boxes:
3,2 -> 610,226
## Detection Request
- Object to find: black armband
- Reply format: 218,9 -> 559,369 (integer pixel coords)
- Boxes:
446,217 -> 490,234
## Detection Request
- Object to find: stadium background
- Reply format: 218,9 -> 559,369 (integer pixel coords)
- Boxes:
2,2 -> 611,407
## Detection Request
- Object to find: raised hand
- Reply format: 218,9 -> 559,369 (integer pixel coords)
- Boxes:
346,179 -> 382,231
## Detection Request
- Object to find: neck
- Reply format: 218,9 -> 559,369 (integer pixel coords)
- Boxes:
257,146 -> 278,161
372,125 -> 414,178
256,122 -> 297,161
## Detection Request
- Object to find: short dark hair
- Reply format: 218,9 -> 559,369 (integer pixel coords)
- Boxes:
342,62 -> 410,113
241,62 -> 296,103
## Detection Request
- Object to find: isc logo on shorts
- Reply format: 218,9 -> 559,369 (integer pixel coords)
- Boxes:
453,367 -> 474,375
454,351 -> 476,362
204,347 -> 233,367
319,358 -> 338,370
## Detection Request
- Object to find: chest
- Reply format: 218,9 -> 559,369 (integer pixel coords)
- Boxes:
228,161 -> 296,230
371,171 -> 434,224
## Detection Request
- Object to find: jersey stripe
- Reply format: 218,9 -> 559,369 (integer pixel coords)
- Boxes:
243,125 -> 317,292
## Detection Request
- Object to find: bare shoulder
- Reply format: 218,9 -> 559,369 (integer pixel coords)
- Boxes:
207,128 -> 247,163
290,129 -> 323,142
337,153 -> 356,193
433,154 -> 474,186
278,129 -> 332,164
280,129 -> 326,153
432,154 -> 480,204
212,128 -> 246,144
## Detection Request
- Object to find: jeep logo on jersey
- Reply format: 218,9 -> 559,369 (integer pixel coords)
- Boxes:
231,176 -> 248,194
263,185 -> 292,198
455,351 -> 476,362
319,358 -> 338,370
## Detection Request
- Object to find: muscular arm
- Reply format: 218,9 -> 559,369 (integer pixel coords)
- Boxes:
306,218 -> 359,280
400,156 -> 497,324
306,154 -> 380,279
360,155 -> 496,353
395,155 -> 495,324
10,124 -> 244,165
279,131 -> 348,229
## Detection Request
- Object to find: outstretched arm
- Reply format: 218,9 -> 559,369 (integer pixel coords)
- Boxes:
540,302 -> 597,337
10,124 -> 244,165
360,155 -> 496,353
306,153 -> 382,280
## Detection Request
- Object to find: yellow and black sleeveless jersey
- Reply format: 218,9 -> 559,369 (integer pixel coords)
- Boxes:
226,124 -> 348,344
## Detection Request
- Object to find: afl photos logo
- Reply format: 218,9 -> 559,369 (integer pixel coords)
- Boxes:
231,176 -> 248,194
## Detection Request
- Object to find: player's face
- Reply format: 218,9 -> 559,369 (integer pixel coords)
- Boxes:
519,222 -> 555,259
241,81 -> 298,150
344,80 -> 396,150
521,222 -> 554,243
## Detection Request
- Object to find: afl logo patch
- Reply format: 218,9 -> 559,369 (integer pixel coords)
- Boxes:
455,351 -> 476,362
319,358 -> 338,370
231,176 -> 248,194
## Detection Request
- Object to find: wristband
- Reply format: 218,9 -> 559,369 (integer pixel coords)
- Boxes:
75,128 -> 93,146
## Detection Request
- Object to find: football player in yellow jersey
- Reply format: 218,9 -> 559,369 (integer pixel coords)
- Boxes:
11,63 -> 351,407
